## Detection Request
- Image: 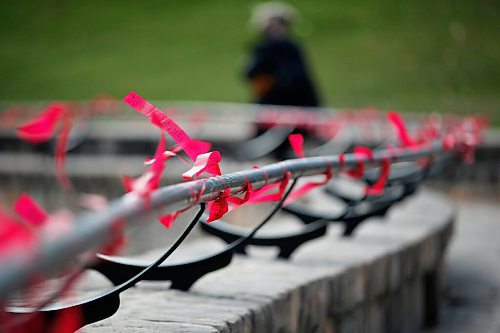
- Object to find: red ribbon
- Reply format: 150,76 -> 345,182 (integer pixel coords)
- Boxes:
123,91 -> 211,160
16,103 -> 67,143
288,134 -> 305,158
182,151 -> 222,180
387,111 -> 417,148
227,183 -> 253,207
158,211 -> 181,229
246,171 -> 292,204
342,146 -> 391,196
13,194 -> 49,227
284,168 -> 332,205
341,146 -> 371,179
123,133 -> 166,198
157,182 -> 207,228
207,188 -> 231,223
365,156 -> 390,196
55,116 -> 73,191
0,207 -> 37,260
16,103 -> 76,191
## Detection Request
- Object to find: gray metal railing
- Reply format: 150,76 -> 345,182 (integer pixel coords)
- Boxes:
0,140 -> 445,300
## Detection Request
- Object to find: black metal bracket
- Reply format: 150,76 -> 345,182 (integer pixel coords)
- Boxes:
6,204 -> 207,332
200,216 -> 329,259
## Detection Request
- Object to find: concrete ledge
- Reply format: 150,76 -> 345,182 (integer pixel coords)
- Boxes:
83,189 -> 454,333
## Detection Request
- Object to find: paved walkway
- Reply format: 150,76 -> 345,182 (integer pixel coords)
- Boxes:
424,193 -> 500,333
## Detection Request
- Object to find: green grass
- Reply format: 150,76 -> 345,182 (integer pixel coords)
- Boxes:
0,0 -> 498,124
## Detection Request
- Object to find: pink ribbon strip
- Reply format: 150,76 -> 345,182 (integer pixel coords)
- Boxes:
228,183 -> 253,206
0,208 -> 37,259
123,91 -> 211,160
207,188 -> 231,222
48,304 -> 82,333
16,103 -> 77,192
365,157 -> 390,196
182,151 -> 222,180
16,103 -> 67,143
123,133 -> 166,197
246,172 -> 292,204
338,146 -> 369,180
348,146 -> 391,196
13,194 -> 49,227
157,183 -> 207,228
144,145 -> 189,166
386,111 -> 417,148
158,211 -> 181,229
288,134 -> 305,158
284,169 -> 332,205
55,116 -> 73,191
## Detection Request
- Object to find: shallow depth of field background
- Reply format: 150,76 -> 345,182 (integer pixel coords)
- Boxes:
0,0 -> 498,123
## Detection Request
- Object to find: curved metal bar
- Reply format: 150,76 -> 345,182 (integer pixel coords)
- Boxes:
308,130 -> 353,157
227,125 -> 296,161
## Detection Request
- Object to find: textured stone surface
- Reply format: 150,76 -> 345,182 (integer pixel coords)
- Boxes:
83,188 -> 454,333
423,197 -> 500,333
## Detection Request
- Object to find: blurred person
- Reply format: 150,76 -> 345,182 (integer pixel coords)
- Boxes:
244,2 -> 320,107
243,2 -> 322,159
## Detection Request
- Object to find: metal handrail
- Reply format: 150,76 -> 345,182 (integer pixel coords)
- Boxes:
0,140 -> 445,300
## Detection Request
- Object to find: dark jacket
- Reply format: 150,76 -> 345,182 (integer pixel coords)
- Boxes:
245,37 -> 320,107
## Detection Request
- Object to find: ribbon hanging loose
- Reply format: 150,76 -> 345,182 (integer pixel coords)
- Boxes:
365,156 -> 391,196
227,183 -> 253,207
207,188 -> 231,223
386,111 -> 417,148
16,103 -> 67,143
283,169 -> 332,205
123,133 -> 167,197
339,146 -> 371,179
340,146 -> 391,196
55,116 -> 74,191
123,91 -> 211,160
288,134 -> 305,158
157,183 -> 207,228
13,194 -> 49,227
246,171 -> 292,204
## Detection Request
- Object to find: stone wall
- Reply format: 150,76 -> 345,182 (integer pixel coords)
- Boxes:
83,189 -> 454,333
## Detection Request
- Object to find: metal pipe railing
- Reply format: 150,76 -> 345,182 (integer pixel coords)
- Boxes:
0,140 -> 445,300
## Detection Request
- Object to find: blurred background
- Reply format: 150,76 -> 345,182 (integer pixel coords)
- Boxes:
0,0 -> 498,124
0,2 -> 499,332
